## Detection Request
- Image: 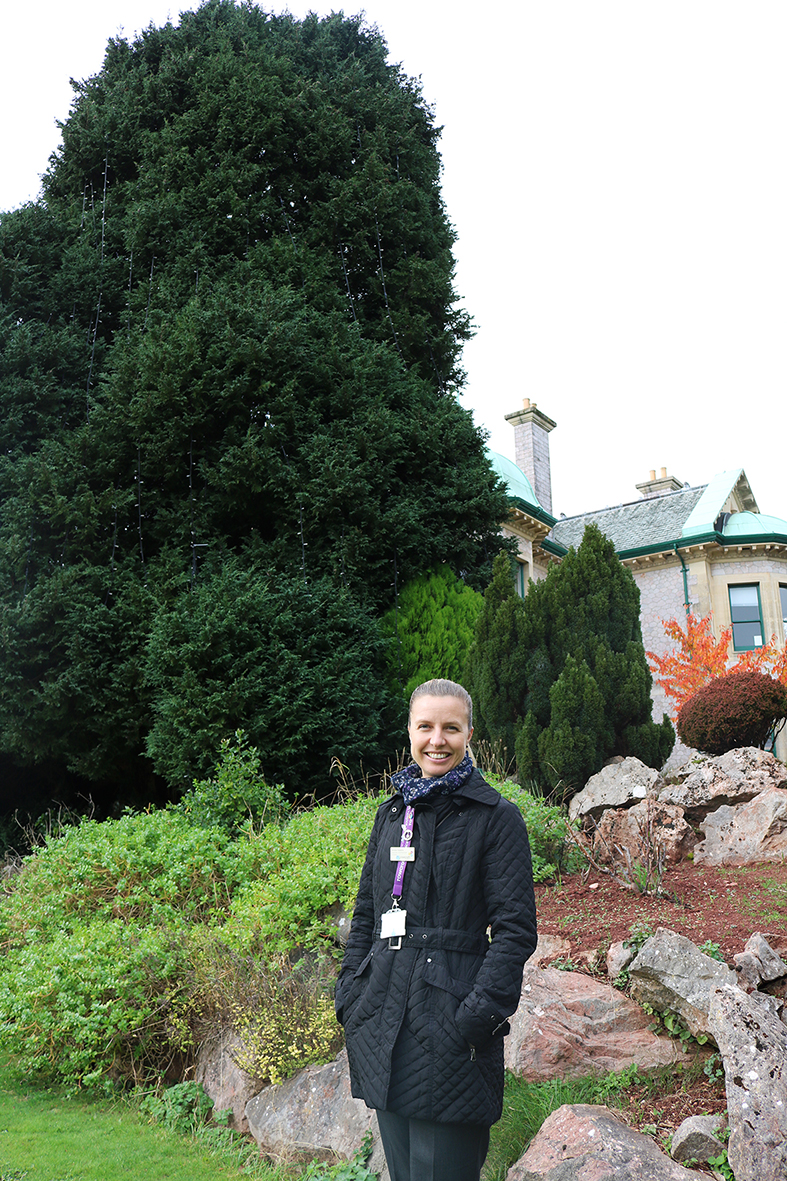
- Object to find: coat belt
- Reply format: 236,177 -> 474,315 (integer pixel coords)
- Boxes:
392,927 -> 489,954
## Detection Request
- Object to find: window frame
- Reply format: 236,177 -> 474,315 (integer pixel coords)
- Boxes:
728,582 -> 765,652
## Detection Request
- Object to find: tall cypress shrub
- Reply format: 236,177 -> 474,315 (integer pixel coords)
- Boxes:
464,551 -> 527,756
515,525 -> 674,792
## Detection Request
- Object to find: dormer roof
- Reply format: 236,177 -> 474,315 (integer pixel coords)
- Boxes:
681,469 -> 758,537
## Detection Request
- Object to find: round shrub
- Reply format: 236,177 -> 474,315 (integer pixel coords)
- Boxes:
677,670 -> 787,755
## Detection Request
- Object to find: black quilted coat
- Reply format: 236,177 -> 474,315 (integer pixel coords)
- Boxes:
335,770 -> 537,1127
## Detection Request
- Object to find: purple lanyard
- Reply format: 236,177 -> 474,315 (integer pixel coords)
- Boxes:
392,805 -> 415,899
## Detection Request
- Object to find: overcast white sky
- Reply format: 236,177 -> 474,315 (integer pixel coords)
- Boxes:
2,1 -> 785,520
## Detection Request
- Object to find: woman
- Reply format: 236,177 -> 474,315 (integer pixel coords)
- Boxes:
335,679 -> 537,1181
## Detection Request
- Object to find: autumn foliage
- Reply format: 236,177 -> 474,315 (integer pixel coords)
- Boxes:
677,670 -> 787,755
647,612 -> 787,717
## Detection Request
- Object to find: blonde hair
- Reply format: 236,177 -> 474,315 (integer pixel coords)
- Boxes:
408,679 -> 473,730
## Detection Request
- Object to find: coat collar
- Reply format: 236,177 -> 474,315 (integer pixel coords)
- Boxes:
388,767 -> 500,808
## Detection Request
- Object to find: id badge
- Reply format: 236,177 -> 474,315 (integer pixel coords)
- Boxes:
380,907 -> 407,940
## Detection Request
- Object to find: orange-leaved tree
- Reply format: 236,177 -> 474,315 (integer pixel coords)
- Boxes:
647,612 -> 787,716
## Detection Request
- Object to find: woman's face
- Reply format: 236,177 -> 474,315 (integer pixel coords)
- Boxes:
408,694 -> 473,778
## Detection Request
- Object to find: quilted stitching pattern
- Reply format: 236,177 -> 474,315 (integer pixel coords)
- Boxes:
336,771 -> 537,1127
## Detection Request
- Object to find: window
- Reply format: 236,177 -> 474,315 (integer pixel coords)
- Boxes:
729,584 -> 764,651
781,585 -> 787,636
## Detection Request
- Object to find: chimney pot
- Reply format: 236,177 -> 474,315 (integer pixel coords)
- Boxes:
523,398 -> 531,409
649,470 -> 656,481
660,466 -> 667,478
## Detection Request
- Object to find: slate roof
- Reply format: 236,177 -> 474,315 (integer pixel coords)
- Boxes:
550,485 -> 707,555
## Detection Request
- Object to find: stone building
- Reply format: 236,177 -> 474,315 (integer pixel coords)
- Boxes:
487,400 -> 787,757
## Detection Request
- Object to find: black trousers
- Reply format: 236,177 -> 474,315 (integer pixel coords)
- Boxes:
376,1109 -> 490,1181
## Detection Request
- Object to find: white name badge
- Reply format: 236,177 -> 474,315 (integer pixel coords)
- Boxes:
380,908 -> 407,939
390,847 -> 415,862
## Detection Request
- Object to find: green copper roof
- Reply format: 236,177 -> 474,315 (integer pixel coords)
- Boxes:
681,470 -> 752,537
487,450 -> 542,510
721,511 -> 787,537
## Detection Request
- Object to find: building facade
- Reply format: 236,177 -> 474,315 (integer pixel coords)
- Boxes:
488,401 -> 787,759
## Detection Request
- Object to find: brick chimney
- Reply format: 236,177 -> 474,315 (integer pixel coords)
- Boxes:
504,398 -> 556,514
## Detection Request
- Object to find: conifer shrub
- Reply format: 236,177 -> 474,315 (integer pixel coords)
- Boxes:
677,669 -> 787,755
467,530 -> 674,799
464,551 -> 527,754
381,565 -> 483,703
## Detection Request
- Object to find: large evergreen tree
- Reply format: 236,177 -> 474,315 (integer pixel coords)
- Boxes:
0,1 -> 509,809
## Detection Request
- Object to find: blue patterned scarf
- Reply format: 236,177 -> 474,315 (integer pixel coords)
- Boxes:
390,752 -> 474,804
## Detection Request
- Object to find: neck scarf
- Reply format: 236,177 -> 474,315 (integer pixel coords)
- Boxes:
390,752 -> 474,804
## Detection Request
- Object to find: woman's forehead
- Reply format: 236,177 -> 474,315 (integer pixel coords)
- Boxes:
409,695 -> 470,725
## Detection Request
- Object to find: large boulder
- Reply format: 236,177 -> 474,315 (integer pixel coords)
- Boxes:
505,966 -> 686,1081
505,1103 -> 706,1180
245,1049 -> 387,1176
709,984 -> 787,1181
195,1028 -> 261,1133
628,929 -> 737,1041
569,758 -> 664,822
693,786 -> 787,866
658,747 -> 787,821
588,798 -> 696,867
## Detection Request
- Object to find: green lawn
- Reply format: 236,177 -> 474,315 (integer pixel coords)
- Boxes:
0,1074 -> 284,1181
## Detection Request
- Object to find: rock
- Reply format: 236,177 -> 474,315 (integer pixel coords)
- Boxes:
530,933 -> 572,966
670,1114 -> 725,1163
245,1048 -> 386,1176
324,902 -> 353,947
658,748 -> 787,822
505,1103 -> 706,1179
733,932 -> 787,991
709,984 -> 787,1181
606,940 -> 635,980
195,1028 -> 261,1133
568,758 -> 664,822
589,799 -> 696,867
661,744 -> 702,781
693,786 -> 787,866
505,966 -> 687,1081
628,929 -> 737,1041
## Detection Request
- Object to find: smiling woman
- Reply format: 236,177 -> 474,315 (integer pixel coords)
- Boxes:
407,683 -> 474,779
335,678 -> 538,1181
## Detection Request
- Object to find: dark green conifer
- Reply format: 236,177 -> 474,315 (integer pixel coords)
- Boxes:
515,525 -> 674,792
463,551 -> 526,757
0,1 -> 510,809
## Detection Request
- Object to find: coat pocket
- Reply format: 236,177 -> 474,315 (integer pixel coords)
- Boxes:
422,955 -> 475,1002
335,948 -> 374,1026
